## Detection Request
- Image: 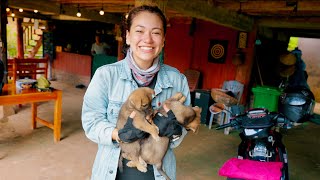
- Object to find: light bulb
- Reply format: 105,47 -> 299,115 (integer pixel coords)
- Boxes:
6,8 -> 10,12
19,8 -> 23,12
34,10 -> 38,13
76,12 -> 81,17
11,13 -> 15,17
99,9 -> 104,15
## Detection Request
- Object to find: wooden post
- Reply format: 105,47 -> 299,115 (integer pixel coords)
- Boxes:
0,0 -> 8,83
235,23 -> 258,104
17,18 -> 24,58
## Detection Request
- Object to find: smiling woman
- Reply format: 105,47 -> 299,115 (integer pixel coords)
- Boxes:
82,5 -> 191,180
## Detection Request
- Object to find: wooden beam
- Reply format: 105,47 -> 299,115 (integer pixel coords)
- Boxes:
217,1 -> 320,13
8,0 -> 121,24
258,17 -> 320,29
167,0 -> 254,31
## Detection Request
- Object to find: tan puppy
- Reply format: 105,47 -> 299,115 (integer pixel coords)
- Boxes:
134,92 -> 202,180
116,87 -> 160,172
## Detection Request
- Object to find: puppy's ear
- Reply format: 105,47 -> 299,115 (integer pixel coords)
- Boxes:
129,96 -> 142,109
146,88 -> 155,100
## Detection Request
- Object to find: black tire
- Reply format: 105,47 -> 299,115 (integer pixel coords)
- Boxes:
276,147 -> 289,180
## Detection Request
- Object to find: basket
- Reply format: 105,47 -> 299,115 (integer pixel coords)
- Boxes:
279,65 -> 296,77
279,53 -> 297,66
211,88 -> 238,106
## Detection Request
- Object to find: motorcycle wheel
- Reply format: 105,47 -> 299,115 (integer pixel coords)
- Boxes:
276,147 -> 289,180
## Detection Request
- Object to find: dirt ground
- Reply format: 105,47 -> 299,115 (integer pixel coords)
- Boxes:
0,81 -> 320,180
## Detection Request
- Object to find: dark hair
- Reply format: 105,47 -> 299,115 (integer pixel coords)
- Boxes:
121,5 -> 167,55
126,5 -> 167,35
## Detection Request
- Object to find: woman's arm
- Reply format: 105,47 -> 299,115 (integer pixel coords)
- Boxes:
81,68 -> 117,146
169,73 -> 191,149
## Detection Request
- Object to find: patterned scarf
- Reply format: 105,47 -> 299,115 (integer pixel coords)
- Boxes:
126,48 -> 160,86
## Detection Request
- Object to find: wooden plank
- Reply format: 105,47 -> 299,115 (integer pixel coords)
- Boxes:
258,17 -> 320,29
36,117 -> 54,129
8,0 -> 121,24
167,0 -> 254,31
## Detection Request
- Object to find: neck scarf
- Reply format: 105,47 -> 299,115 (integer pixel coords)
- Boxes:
126,48 -> 160,86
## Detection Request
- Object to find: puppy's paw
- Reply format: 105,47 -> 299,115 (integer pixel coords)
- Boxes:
126,160 -> 137,168
139,156 -> 147,168
171,92 -> 183,101
179,96 -> 186,103
137,164 -> 148,173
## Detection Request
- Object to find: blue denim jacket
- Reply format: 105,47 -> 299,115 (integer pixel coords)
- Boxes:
82,56 -> 190,180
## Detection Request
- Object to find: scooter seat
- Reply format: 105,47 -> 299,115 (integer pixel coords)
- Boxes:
218,158 -> 283,180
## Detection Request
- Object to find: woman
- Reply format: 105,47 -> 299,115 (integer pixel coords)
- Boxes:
82,5 -> 190,180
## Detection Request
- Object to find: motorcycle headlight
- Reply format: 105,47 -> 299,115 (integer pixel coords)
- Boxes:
244,129 -> 263,136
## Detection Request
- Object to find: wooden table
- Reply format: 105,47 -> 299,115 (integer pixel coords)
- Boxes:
0,84 -> 62,142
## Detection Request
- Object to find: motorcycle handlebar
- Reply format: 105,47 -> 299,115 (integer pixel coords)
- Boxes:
215,109 -> 291,130
215,123 -> 232,130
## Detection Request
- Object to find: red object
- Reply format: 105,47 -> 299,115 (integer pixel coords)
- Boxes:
218,158 -> 283,180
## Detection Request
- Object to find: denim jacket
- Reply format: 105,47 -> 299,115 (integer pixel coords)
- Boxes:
82,56 -> 190,180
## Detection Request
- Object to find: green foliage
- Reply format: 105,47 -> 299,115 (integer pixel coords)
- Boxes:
7,19 -> 17,58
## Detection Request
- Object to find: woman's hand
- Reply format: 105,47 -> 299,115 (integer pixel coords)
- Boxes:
112,111 -> 136,143
117,111 -> 148,143
154,104 -> 182,138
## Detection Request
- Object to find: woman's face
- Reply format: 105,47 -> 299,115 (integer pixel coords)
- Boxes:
126,11 -> 165,69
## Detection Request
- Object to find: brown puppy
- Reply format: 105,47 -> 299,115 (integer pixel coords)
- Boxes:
116,87 -> 160,172
139,93 -> 202,180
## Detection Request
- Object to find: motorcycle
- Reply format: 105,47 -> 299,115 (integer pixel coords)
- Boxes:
215,107 -> 291,180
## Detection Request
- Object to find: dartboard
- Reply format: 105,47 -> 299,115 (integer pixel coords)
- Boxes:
208,40 -> 228,64
211,44 -> 225,59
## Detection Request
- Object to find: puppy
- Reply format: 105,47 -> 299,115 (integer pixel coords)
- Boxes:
116,87 -> 160,172
139,92 -> 202,180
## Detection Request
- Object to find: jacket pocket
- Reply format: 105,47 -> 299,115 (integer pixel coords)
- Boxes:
106,100 -> 122,124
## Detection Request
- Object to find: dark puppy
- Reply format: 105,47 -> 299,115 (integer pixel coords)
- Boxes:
116,87 -> 160,172
139,93 -> 202,180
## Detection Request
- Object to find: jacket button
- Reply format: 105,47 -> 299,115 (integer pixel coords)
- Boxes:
109,170 -> 113,174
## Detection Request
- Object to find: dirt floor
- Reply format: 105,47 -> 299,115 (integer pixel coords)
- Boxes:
0,81 -> 320,180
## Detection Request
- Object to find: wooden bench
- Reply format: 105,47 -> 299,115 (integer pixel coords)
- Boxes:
7,57 -> 49,83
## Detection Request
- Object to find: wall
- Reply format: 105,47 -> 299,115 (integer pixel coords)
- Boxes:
164,22 -> 194,72
164,18 -> 256,104
298,38 -> 320,102
53,52 -> 92,86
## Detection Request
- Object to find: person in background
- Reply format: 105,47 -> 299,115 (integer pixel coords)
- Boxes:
82,5 -> 190,180
91,34 -> 110,55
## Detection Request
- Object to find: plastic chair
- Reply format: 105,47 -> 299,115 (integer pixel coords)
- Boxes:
221,80 -> 244,134
222,80 -> 244,105
208,80 -> 244,134
208,103 -> 225,129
